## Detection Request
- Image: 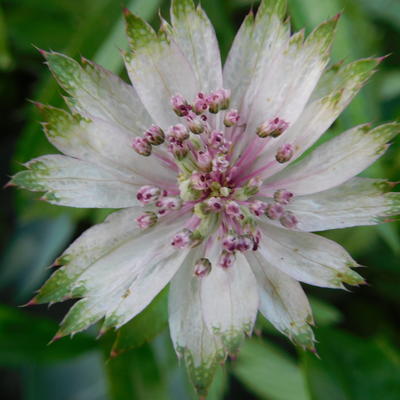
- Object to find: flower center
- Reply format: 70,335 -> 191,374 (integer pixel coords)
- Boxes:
132,89 -> 297,271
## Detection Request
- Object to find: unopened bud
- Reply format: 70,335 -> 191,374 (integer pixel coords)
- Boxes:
207,88 -> 231,113
256,117 -> 289,138
166,124 -> 189,143
219,250 -> 235,269
206,196 -> 223,212
171,94 -> 190,117
224,109 -> 240,127
197,150 -> 212,170
136,185 -> 161,205
168,141 -> 188,160
171,229 -> 192,248
265,203 -> 284,220
132,137 -> 152,156
249,200 -> 268,216
222,234 -> 238,252
212,154 -> 229,173
155,196 -> 182,210
274,189 -> 294,205
193,92 -> 209,115
191,172 -> 210,190
194,258 -> 212,278
280,211 -> 298,228
275,143 -> 294,163
135,212 -> 157,229
144,125 -> 165,145
186,113 -> 206,134
236,235 -> 253,252
225,200 -> 241,217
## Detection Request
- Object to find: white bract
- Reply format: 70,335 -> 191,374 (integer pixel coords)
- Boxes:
12,0 -> 400,395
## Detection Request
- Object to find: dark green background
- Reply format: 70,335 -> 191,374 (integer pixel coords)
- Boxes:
1,0 -> 400,399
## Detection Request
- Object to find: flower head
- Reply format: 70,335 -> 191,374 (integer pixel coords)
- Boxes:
10,0 -> 400,396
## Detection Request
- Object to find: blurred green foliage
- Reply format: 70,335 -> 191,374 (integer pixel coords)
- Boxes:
1,0 -> 399,399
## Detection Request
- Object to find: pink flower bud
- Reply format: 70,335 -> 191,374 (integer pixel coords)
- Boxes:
225,200 -> 241,217
236,235 -> 253,252
132,137 -> 152,156
280,211 -> 298,229
194,258 -> 212,278
249,200 -> 268,216
155,196 -> 182,210
209,130 -> 225,149
219,250 -> 235,269
275,143 -> 294,163
171,94 -> 190,117
166,124 -> 189,143
222,234 -> 238,252
191,172 -> 210,190
168,141 -> 189,160
224,109 -> 240,127
265,203 -> 284,220
136,185 -> 161,205
256,117 -> 289,138
197,150 -> 212,169
274,189 -> 294,205
144,125 -> 165,145
212,154 -> 229,173
193,92 -> 209,115
135,212 -> 157,229
171,229 -> 192,248
207,88 -> 230,113
206,197 -> 223,212
186,113 -> 206,134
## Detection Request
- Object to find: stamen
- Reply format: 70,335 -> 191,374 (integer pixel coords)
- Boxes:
191,172 -> 210,190
132,137 -> 152,156
166,124 -> 189,143
265,203 -> 284,220
236,235 -> 253,252
275,143 -> 294,163
155,196 -> 182,211
196,150 -> 212,170
222,233 -> 238,252
219,250 -> 235,268
135,212 -> 158,229
144,125 -> 165,145
171,229 -> 192,248
249,200 -> 268,216
206,197 -> 223,212
280,211 -> 298,229
185,112 -> 206,134
171,94 -> 191,117
194,258 -> 212,278
225,200 -> 241,217
273,189 -> 294,205
212,154 -> 229,173
193,92 -> 209,115
168,141 -> 189,160
224,109 -> 240,127
257,117 -> 289,138
136,185 -> 161,205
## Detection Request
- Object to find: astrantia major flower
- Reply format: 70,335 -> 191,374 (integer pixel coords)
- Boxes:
11,0 -> 400,395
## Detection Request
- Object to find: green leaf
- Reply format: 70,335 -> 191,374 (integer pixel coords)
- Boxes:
110,288 -> 168,357
302,327 -> 400,400
310,297 -> 343,326
0,215 -> 74,301
105,343 -> 168,400
233,339 -> 311,400
0,304 -> 97,366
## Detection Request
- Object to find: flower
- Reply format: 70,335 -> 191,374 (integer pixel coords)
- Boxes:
10,0 -> 400,396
